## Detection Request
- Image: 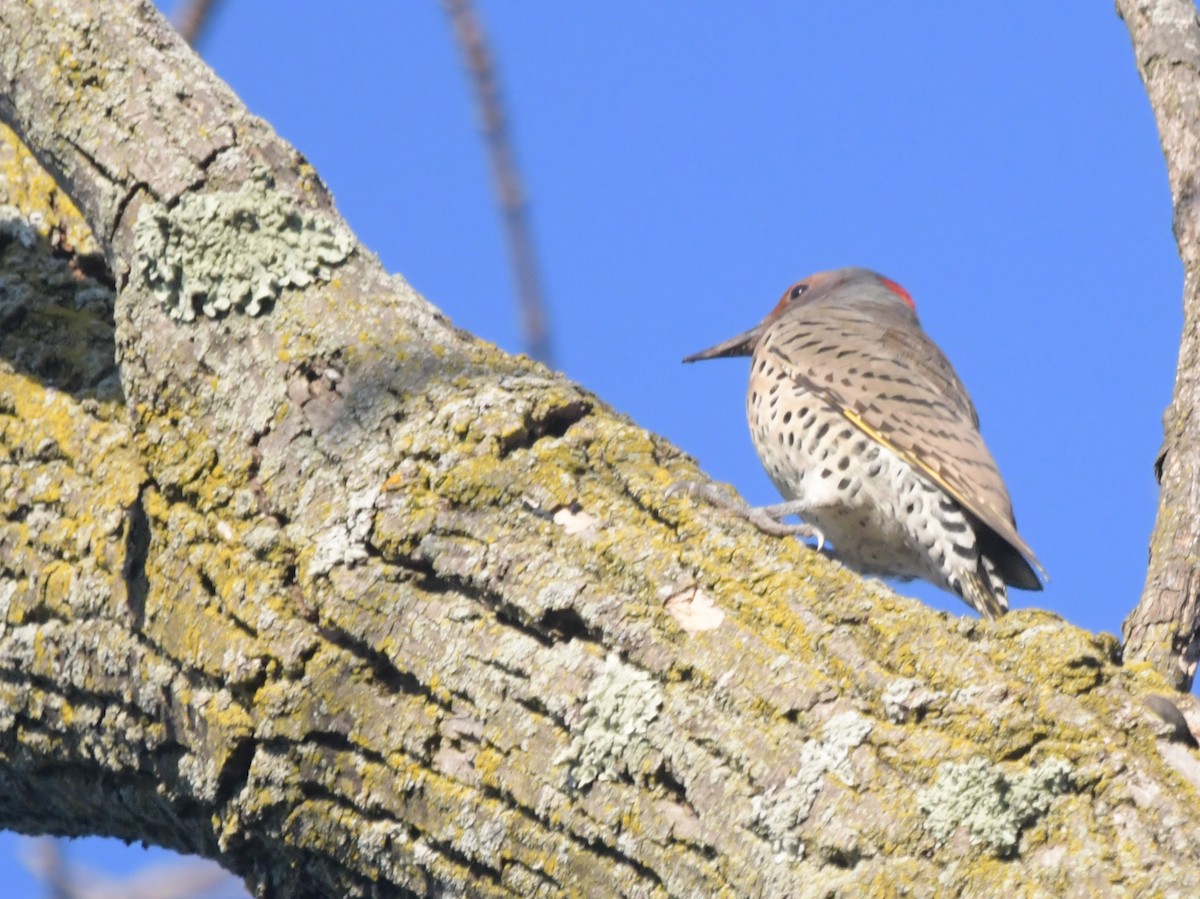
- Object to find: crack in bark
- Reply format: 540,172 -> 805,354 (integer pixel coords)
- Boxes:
496,396 -> 591,458
122,486 -> 151,628
313,620 -> 450,711
62,136 -> 123,246
213,735 -> 257,807
0,667 -> 168,748
111,181 -> 149,262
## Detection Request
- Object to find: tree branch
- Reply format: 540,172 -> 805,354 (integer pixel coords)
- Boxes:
174,0 -> 223,48
3,2 -> 1200,895
1117,0 -> 1200,690
443,0 -> 554,366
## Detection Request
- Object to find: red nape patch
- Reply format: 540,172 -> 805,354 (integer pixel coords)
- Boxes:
880,277 -> 916,312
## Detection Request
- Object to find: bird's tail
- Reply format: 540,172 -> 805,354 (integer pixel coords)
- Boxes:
961,554 -> 1008,620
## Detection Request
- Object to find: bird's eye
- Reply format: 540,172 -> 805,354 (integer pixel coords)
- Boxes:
789,284 -> 807,300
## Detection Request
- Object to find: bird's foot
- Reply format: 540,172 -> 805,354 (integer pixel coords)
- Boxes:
669,481 -> 825,548
749,500 -> 827,549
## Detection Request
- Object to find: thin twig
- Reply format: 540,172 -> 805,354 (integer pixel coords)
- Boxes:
442,0 -> 555,366
22,838 -> 74,899
20,835 -> 248,898
174,0 -> 223,48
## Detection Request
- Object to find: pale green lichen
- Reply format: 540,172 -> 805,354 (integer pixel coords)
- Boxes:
555,653 -> 662,789
132,178 -> 354,320
751,711 -> 873,859
919,755 -> 1074,856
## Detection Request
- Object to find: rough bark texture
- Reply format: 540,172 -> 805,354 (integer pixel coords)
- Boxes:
1119,0 -> 1200,692
2,2 -> 1200,897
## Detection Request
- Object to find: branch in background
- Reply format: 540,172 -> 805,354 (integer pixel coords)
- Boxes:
443,0 -> 555,367
27,839 -> 75,899
1115,0 -> 1200,691
19,837 -> 247,899
173,0 -> 223,47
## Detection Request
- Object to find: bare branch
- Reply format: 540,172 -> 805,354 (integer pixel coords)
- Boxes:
23,839 -> 76,899
173,0 -> 223,48
19,839 -> 246,899
443,0 -> 555,366
1116,0 -> 1200,690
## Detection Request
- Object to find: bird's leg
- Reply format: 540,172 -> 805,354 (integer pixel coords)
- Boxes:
747,501 -> 828,549
669,480 -> 826,548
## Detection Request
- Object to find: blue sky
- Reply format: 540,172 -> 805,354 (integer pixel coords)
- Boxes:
3,2 -> 1181,893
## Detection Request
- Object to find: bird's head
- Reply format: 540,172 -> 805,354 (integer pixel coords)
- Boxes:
682,268 -> 918,363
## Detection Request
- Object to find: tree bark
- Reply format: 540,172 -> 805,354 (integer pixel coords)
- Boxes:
1118,0 -> 1200,692
2,2 -> 1200,896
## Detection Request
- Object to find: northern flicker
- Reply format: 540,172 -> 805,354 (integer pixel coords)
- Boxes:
682,267 -> 1044,618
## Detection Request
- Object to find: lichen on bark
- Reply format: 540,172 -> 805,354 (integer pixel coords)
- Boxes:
132,177 -> 355,320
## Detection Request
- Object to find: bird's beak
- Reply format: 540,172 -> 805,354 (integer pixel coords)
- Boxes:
682,324 -> 762,363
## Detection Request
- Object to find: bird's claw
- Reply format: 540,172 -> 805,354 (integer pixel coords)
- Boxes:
670,478 -> 825,550
667,478 -> 744,512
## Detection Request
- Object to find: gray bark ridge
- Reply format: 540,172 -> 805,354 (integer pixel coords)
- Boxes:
1118,0 -> 1200,691
2,2 -> 1200,896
